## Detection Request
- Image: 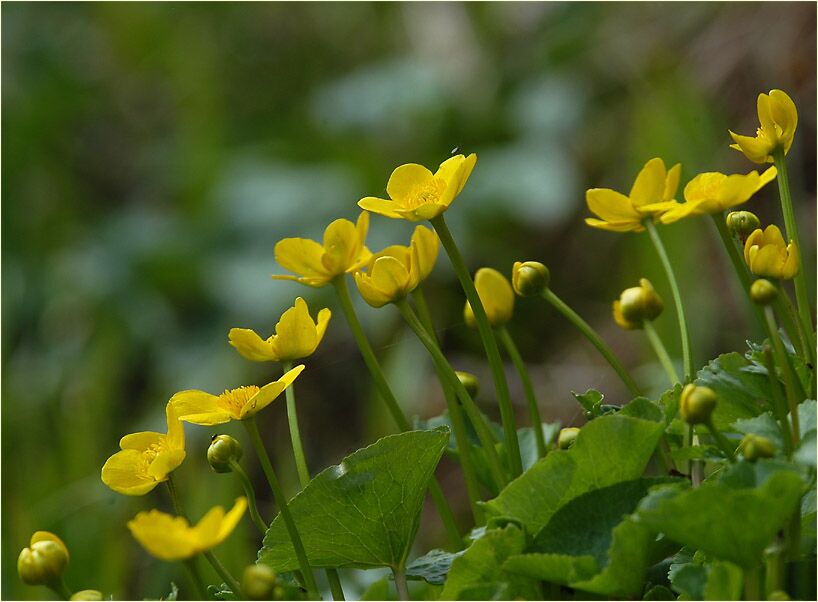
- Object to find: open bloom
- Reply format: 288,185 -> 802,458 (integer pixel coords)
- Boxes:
101,403 -> 186,496
658,167 -> 777,224
744,225 -> 799,279
170,365 -> 304,425
358,153 -> 477,221
229,297 -> 331,362
128,498 -> 247,561
464,267 -> 514,328
585,158 -> 681,232
729,89 -> 798,164
273,212 -> 371,287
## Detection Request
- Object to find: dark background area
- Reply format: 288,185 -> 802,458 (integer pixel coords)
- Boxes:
3,2 -> 815,599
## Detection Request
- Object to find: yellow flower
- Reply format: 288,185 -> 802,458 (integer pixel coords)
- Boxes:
358,153 -> 477,221
128,498 -> 247,561
170,365 -> 304,426
273,212 -> 371,287
18,532 -> 70,586
729,89 -> 798,164
229,298 -> 331,362
585,158 -> 681,232
612,278 -> 663,330
464,267 -> 514,328
354,248 -> 421,308
101,403 -> 186,496
744,225 -> 799,279
658,167 -> 777,224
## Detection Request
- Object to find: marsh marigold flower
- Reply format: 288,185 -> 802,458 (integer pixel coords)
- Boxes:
229,297 -> 331,363
170,365 -> 304,426
101,403 -> 186,496
612,278 -> 663,330
18,532 -> 69,586
511,261 -> 550,297
744,225 -> 799,280
358,153 -> 477,221
128,498 -> 247,561
730,90 -> 798,164
585,158 -> 681,232
658,167 -> 777,224
273,212 -> 371,287
464,267 -> 514,328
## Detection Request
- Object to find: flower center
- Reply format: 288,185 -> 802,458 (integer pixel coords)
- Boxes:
219,386 -> 260,414
140,442 -> 164,476
405,179 -> 445,209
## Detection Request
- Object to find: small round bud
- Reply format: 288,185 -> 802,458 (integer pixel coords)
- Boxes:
768,591 -> 791,601
613,278 -> 663,330
750,279 -> 778,305
512,261 -> 550,297
208,434 -> 243,473
18,532 -> 69,587
71,590 -> 105,601
726,211 -> 761,238
455,371 -> 480,399
273,585 -> 286,600
557,427 -> 580,450
740,434 -> 776,461
680,384 -> 718,425
242,564 -> 277,600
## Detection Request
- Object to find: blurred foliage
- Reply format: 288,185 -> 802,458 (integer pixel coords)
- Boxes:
2,2 -> 815,599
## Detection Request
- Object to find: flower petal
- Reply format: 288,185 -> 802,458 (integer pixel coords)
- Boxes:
629,158 -> 667,207
584,217 -> 644,233
101,450 -> 159,496
411,225 -> 439,281
585,188 -> 640,222
128,510 -> 197,561
663,163 -> 682,202
170,390 -> 234,425
474,267 -> 514,326
239,364 -> 305,419
228,328 -> 276,362
275,238 -> 331,281
270,297 -> 319,361
386,163 -> 435,203
729,131 -> 772,164
147,449 -> 186,480
357,196 -> 403,219
119,431 -> 164,451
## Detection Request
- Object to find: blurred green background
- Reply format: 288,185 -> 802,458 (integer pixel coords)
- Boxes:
3,2 -> 815,599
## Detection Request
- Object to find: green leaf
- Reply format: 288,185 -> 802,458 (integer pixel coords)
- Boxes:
405,549 -> 463,585
731,412 -> 785,450
483,414 -> 665,534
669,562 -> 706,600
694,352 -> 771,429
795,428 -> 816,468
703,561 -> 743,600
572,389 -> 604,413
439,525 -> 541,600
643,585 -> 677,600
361,577 -> 394,601
636,468 -> 804,567
207,584 -> 237,601
258,428 -> 449,571
798,399 -> 816,437
518,423 -> 560,471
670,445 -> 724,462
618,397 -> 666,423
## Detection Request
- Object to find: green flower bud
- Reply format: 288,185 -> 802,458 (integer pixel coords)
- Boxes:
740,433 -> 776,461
70,590 -> 105,601
726,211 -> 761,238
613,278 -> 663,329
273,585 -> 286,600
512,261 -> 550,297
455,371 -> 480,399
208,434 -> 243,473
557,427 -> 580,450
750,279 -> 778,305
18,532 -> 69,587
680,384 -> 718,425
242,564 -> 277,600
767,590 -> 790,601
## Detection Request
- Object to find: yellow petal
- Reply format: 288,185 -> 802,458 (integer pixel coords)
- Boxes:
769,89 -> 798,153
474,267 -> 514,326
30,532 -> 69,561
228,328 -> 277,362
729,131 -> 773,164
629,158 -> 667,207
101,450 -> 159,496
663,163 -> 682,202
757,93 -> 776,136
434,153 -> 477,206
274,238 -> 332,283
354,272 -> 393,308
585,188 -> 640,222
270,297 -> 319,361
128,510 -> 198,561
314,308 -> 331,347
405,203 -> 447,221
782,243 -> 800,279
411,225 -> 439,281
386,163 -> 435,203
357,197 -> 403,219
744,228 -> 764,264
322,218 -> 360,275
239,364 -> 305,419
119,431 -> 164,451
165,402 -> 185,451
584,217 -> 645,233
170,390 -> 235,425
656,201 -> 703,224
194,498 -> 248,550
147,449 -> 186,480
370,255 -> 412,299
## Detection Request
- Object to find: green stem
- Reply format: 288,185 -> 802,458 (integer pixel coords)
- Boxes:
393,567 -> 410,601
644,219 -> 694,382
183,558 -> 207,601
541,288 -> 642,396
431,214 -> 523,477
166,475 -> 185,517
397,299 -> 508,492
763,307 -> 801,446
642,320 -> 681,385
228,459 -> 269,534
497,326 -> 547,459
327,569 -> 346,601
705,421 -> 736,462
332,276 -> 464,550
765,541 -> 785,596
283,360 -> 312,488
774,283 -> 812,368
413,288 -> 485,524
761,345 -> 794,458
203,550 -> 242,598
244,417 -> 320,599
773,149 -> 815,353
744,565 -> 762,602
48,577 -> 73,600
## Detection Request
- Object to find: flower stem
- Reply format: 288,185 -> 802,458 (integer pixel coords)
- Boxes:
762,307 -> 801,446
775,283 -> 816,374
773,149 -> 815,353
332,276 -> 464,550
705,421 -> 736,462
327,570 -> 346,601
540,288 -> 642,397
165,475 -> 185,517
283,360 -> 312,488
761,344 -> 794,458
244,416 -> 320,599
48,577 -> 73,600
397,299 -> 508,492
228,459 -> 269,534
203,550 -> 242,598
644,219 -> 694,382
642,320 -> 681,385
413,288 -> 485,524
431,214 -> 523,477
497,326 -> 547,459
183,558 -> 207,600
393,567 -> 410,601
744,565 -> 762,602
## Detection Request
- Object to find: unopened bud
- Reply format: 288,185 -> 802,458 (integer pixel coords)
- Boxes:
242,564 -> 277,600
726,211 -> 761,239
512,261 -> 550,297
680,384 -> 718,425
18,532 -> 69,587
768,591 -> 790,601
455,371 -> 480,399
740,434 -> 776,461
750,279 -> 777,305
208,434 -> 243,473
71,590 -> 104,601
557,427 -> 580,449
613,278 -> 663,330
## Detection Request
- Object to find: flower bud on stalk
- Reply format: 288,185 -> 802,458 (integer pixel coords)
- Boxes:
208,434 -> 243,473
740,433 -> 776,461
613,278 -> 663,330
680,384 -> 718,425
726,211 -> 761,240
750,279 -> 778,305
18,532 -> 69,588
70,590 -> 104,601
455,371 -> 480,399
511,261 -> 550,297
557,427 -> 580,449
242,564 -> 277,600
